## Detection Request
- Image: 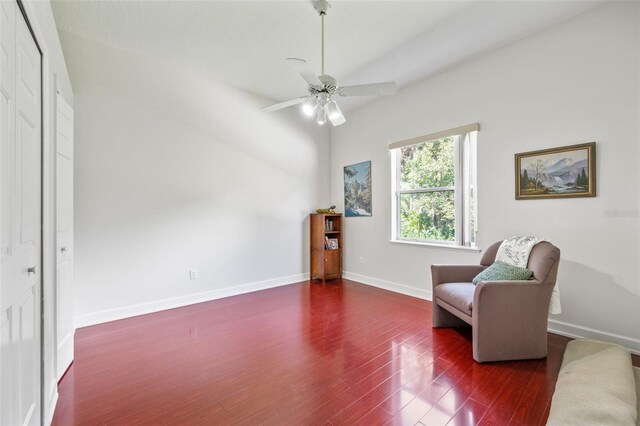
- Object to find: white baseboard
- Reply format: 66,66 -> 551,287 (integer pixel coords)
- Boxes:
345,271 -> 640,356
343,271 -> 432,300
75,273 -> 309,328
548,318 -> 640,355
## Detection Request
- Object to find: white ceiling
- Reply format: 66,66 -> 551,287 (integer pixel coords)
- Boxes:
51,0 -> 603,111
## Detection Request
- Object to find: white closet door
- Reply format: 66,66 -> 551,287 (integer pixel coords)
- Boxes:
56,93 -> 73,379
0,2 -> 42,425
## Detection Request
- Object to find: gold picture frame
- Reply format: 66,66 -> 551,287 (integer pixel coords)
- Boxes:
515,142 -> 596,200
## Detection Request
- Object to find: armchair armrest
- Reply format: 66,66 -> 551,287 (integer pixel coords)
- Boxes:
473,280 -> 553,312
430,264 -> 486,288
472,280 -> 555,361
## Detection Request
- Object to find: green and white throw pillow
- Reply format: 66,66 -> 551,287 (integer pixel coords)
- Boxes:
472,261 -> 533,285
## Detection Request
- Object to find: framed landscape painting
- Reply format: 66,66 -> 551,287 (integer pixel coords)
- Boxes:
344,161 -> 372,217
515,142 -> 596,200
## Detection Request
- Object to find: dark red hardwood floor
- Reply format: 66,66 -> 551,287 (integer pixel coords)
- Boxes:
53,279 -> 575,425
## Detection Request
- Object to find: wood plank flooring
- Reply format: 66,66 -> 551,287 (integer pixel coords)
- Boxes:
53,279 -> 588,425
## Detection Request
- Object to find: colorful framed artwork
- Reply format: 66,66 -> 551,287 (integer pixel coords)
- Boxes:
344,161 -> 372,217
515,142 -> 596,200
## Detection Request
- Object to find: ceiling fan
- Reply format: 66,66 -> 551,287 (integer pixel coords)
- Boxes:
262,0 -> 398,126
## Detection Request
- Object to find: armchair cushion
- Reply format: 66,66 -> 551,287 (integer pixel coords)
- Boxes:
472,260 -> 533,285
434,283 -> 475,316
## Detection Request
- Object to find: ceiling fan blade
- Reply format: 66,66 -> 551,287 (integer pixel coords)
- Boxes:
286,57 -> 323,87
328,103 -> 346,126
339,81 -> 397,97
262,96 -> 309,112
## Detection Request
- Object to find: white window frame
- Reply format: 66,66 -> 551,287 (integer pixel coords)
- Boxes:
390,125 -> 478,249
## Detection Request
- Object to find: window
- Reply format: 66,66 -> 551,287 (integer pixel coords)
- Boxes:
390,124 -> 478,248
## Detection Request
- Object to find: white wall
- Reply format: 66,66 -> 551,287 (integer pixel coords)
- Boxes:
58,32 -> 330,327
20,1 -> 74,423
330,2 -> 640,352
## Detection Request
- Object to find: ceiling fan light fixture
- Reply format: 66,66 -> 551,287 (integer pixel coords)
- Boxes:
317,92 -> 330,107
327,101 -> 341,120
316,106 -> 327,125
302,102 -> 316,117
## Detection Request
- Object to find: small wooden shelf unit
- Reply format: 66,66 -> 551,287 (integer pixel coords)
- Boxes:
310,213 -> 342,282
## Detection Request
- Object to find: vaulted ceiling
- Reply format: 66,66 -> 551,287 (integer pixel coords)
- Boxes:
52,0 -> 602,111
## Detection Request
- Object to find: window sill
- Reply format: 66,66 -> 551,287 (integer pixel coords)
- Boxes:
389,239 -> 481,252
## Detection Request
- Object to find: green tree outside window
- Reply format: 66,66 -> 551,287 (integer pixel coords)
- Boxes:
399,138 -> 456,241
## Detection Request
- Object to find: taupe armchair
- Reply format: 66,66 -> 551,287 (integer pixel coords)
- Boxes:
431,241 -> 561,362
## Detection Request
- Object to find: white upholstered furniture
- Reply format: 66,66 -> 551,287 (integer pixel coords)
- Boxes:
547,338 -> 639,426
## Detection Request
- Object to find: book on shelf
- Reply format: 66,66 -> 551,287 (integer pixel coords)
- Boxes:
325,236 -> 330,249
325,219 -> 333,232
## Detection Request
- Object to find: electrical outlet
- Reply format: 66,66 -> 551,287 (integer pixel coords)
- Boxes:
189,269 -> 198,280
359,256 -> 365,264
